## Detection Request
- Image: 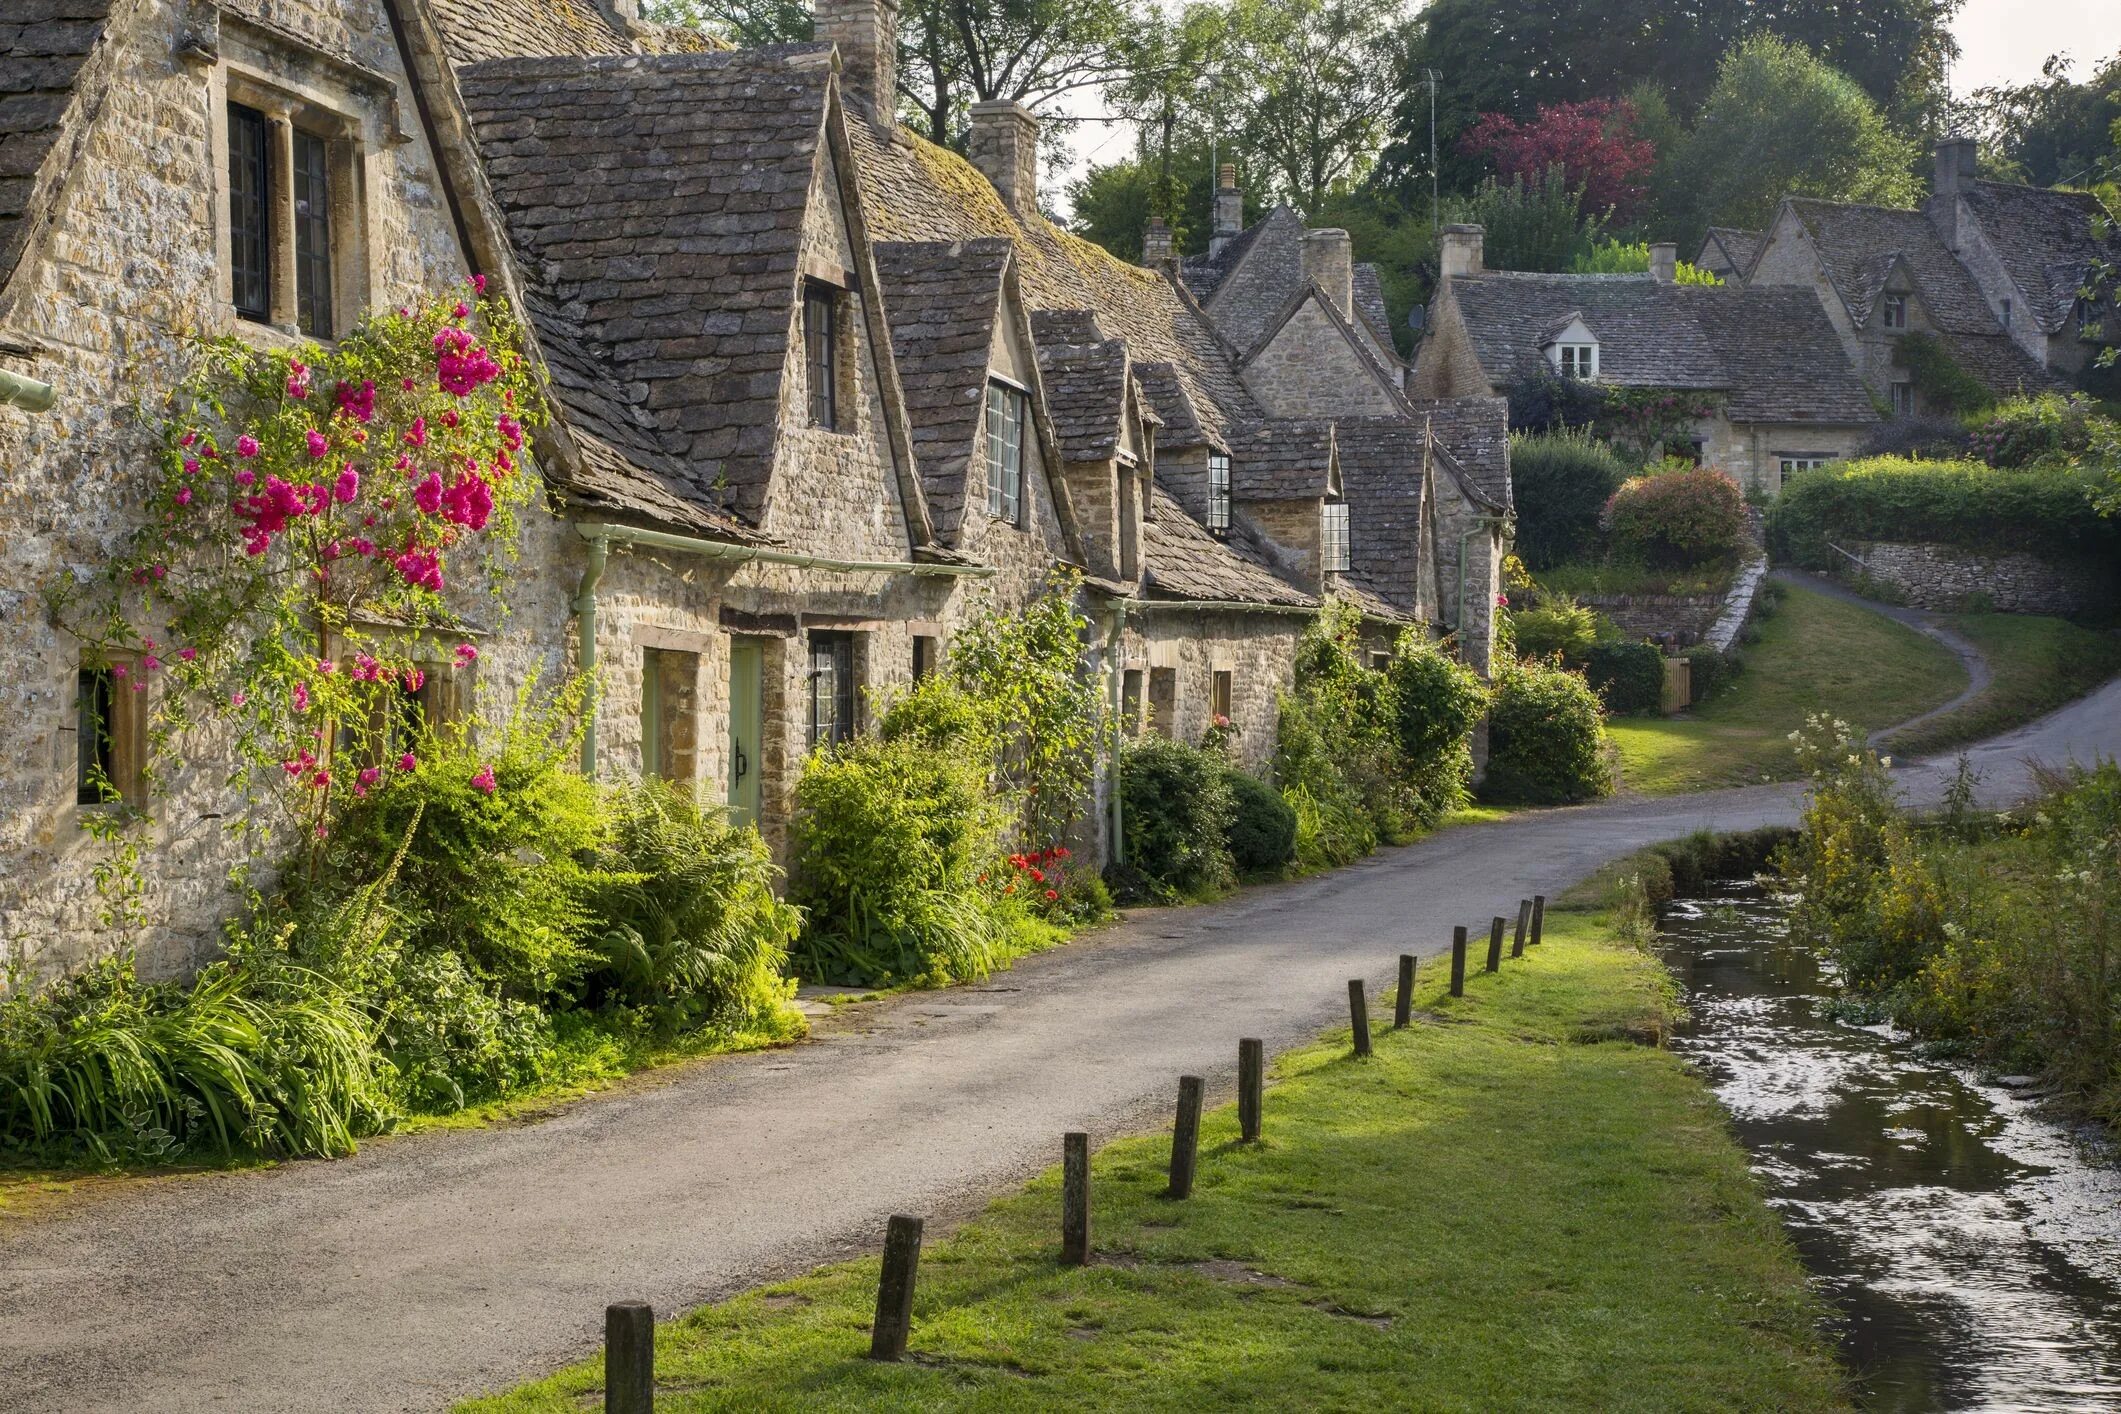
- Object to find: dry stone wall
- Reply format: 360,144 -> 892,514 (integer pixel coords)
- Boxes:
1843,540 -> 2109,615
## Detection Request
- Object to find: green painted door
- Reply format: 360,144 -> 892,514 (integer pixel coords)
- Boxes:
727,637 -> 763,830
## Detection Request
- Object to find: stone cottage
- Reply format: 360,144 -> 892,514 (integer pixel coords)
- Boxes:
1411,226 -> 1879,495
0,0 -> 1510,982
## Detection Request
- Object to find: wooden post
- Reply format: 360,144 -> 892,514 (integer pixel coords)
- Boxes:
1238,1038 -> 1263,1142
1168,1075 -> 1204,1198
1512,899 -> 1530,958
1531,894 -> 1547,946
1450,926 -> 1468,997
1061,1132 -> 1090,1266
869,1214 -> 923,1361
605,1301 -> 654,1414
1394,954 -> 1415,1028
1486,916 -> 1505,973
1348,979 -> 1372,1058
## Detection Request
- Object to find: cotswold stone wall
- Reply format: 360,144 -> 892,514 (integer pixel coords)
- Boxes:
1843,540 -> 2110,615
1239,297 -> 1402,418
1577,592 -> 1723,645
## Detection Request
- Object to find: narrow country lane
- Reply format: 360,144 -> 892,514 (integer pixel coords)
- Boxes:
5,681 -> 2118,1414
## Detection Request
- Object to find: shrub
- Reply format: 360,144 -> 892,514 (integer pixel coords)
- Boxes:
1276,696 -> 1378,871
1506,361 -> 1610,433
1584,639 -> 1664,715
1857,414 -> 1969,461
1602,464 -> 1748,568
1223,768 -> 1296,874
1481,658 -> 1614,805
1507,595 -> 1600,663
1115,737 -> 1236,898
1893,332 -> 1994,417
1767,456 -> 2118,565
1508,431 -> 1631,568
1384,635 -> 1488,825
1965,392 -> 2108,468
790,732 -> 1010,986
1681,643 -> 1741,702
585,780 -> 800,1037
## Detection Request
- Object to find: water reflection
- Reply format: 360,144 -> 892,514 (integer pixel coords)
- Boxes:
1660,886 -> 2121,1412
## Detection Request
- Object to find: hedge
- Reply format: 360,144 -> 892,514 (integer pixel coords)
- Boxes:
1768,456 -> 2117,567
1509,431 -> 1631,569
1584,640 -> 1665,716
1481,658 -> 1614,805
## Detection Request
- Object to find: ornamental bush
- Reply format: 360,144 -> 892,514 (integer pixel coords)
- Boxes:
1767,456 -> 2118,566
1481,657 -> 1614,805
1965,393 -> 2110,469
1383,634 -> 1487,824
1584,639 -> 1665,716
1508,431 -> 1631,568
1116,736 -> 1237,898
1681,643 -> 1742,702
1507,594 -> 1601,663
1223,767 -> 1297,874
1602,464 -> 1748,568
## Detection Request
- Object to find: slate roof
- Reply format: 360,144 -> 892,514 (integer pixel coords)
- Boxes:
1177,210 -> 1281,300
1330,417 -> 1429,615
872,237 -> 1012,543
457,45 -> 835,528
1353,262 -> 1398,358
1132,360 -> 1215,452
1413,397 -> 1513,512
1224,419 -> 1337,500
1029,307 -> 1132,462
1698,227 -> 1760,276
1141,486 -> 1314,607
427,0 -> 723,67
0,0 -> 113,292
1446,273 -> 1878,424
1957,181 -> 2121,333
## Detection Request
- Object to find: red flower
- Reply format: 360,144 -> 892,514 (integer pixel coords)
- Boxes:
1044,889 -> 1059,902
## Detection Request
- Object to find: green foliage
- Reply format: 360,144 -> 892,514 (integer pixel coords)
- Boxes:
790,726 -> 1011,987
1115,737 -> 1236,899
1444,167 -> 1605,273
1680,643 -> 1742,702
1282,603 -> 1417,839
1505,363 -> 1611,436
1585,640 -> 1666,716
1482,658 -> 1614,805
586,780 -> 799,1036
1891,332 -> 1995,418
322,679 -> 608,999
1595,389 -> 1726,462
1571,240 -> 1721,285
1965,392 -> 2113,468
1385,635 -> 1490,775
1602,464 -> 1749,569
1768,456 -> 2120,567
1508,431 -> 1633,569
1508,595 -> 1601,663
1222,767 -> 1298,875
1276,694 -> 1377,872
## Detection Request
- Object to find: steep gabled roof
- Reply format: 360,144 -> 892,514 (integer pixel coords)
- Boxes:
1030,307 -> 1133,462
872,237 -> 1012,541
1956,180 -> 2121,333
1132,359 -> 1216,452
1239,281 -> 1413,413
1330,417 -> 1428,615
457,45 -> 836,528
427,0 -> 724,66
1698,227 -> 1761,278
1352,262 -> 1399,359
1784,197 -> 1998,334
1224,418 -> 1337,500
0,0 -> 115,294
1141,486 -> 1314,608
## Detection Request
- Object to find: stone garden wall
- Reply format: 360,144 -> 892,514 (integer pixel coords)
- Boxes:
1842,540 -> 2109,616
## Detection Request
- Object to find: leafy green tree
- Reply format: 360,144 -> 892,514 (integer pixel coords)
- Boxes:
1224,0 -> 1404,208
1443,167 -> 1604,273
1961,53 -> 2121,187
1659,36 -> 1921,246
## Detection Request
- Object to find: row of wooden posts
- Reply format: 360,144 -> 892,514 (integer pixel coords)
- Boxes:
596,894 -> 1547,1409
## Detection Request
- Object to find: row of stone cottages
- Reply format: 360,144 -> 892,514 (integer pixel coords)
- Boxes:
0,0 -> 1512,981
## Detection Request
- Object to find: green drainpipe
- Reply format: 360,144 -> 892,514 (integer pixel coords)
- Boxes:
0,367 -> 55,412
1455,516 -> 1510,663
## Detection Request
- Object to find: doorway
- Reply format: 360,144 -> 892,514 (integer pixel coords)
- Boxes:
727,636 -> 765,830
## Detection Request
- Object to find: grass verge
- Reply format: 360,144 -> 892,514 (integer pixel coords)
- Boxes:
1885,613 -> 2121,758
462,902 -> 1846,1412
1608,584 -> 1963,795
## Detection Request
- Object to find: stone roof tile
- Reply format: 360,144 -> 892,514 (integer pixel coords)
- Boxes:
0,0 -> 113,291
1029,307 -> 1129,462
1957,181 -> 2121,333
1142,485 -> 1314,607
1225,418 -> 1336,500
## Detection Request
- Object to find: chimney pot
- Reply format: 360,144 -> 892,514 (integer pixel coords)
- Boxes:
1302,228 -> 1354,321
1439,223 -> 1484,278
967,100 -> 1040,213
1648,242 -> 1676,284
1142,215 -> 1174,266
816,0 -> 900,125
1211,166 -> 1244,254
1932,135 -> 1978,199
1218,163 -> 1236,191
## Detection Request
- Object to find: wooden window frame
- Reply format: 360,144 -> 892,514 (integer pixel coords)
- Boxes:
804,280 -> 839,431
1320,500 -> 1351,573
1206,452 -> 1232,536
1555,342 -> 1598,380
75,658 -> 145,809
985,379 -> 1026,525
1210,669 -> 1234,723
807,631 -> 856,750
1881,294 -> 1909,331
291,126 -> 334,337
227,103 -> 272,323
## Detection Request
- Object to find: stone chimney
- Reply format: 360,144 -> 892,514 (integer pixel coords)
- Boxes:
1302,228 -> 1354,320
1210,163 -> 1243,255
816,0 -> 899,124
1648,241 -> 1676,284
1932,135 -> 1978,199
968,100 -> 1039,213
1439,223 -> 1484,279
1142,215 -> 1174,266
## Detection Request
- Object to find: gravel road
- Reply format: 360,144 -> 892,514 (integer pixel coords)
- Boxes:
5,676 -> 2116,1413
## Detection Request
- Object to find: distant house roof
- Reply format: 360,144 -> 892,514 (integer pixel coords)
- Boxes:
1224,418 -> 1337,500
0,0 -> 115,293
457,45 -> 838,529
872,238 -> 1015,543
1956,180 -> 2121,333
427,0 -> 725,66
1445,272 -> 1878,424
1697,227 -> 1760,278
1141,486 -> 1315,608
1353,262 -> 1398,354
1332,399 -> 1509,618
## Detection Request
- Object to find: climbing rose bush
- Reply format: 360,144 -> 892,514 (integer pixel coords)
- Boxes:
63,279 -> 543,852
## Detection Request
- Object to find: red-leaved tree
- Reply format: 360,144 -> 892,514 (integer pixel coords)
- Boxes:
1460,98 -> 1656,220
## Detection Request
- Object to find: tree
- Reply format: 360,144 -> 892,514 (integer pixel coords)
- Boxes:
1459,98 -> 1656,221
1443,167 -> 1604,274
1223,0 -> 1405,209
1660,36 -> 1921,246
1961,53 -> 2121,187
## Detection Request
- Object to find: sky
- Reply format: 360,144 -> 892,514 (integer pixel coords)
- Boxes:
1949,0 -> 2121,94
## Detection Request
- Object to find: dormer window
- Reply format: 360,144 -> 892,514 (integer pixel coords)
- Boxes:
1554,343 -> 1597,380
1320,501 -> 1350,573
1881,294 -> 1909,331
1207,452 -> 1231,535
2000,296 -> 2012,326
984,378 -> 1025,524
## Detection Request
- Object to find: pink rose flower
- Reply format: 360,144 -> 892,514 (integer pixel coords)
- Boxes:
306,429 -> 330,459
471,764 -> 497,796
454,643 -> 478,666
236,434 -> 260,458
398,752 -> 418,772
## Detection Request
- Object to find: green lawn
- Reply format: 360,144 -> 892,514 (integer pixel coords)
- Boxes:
463,910 -> 1847,1413
1885,612 -> 2121,758
1609,585 -> 1965,795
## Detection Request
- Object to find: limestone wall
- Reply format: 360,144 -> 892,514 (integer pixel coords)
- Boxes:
1842,540 -> 2111,615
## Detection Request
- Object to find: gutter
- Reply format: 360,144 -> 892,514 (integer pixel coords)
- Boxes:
1123,596 -> 1317,617
567,520 -> 997,775
0,367 -> 54,412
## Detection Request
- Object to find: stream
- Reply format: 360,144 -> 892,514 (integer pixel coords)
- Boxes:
1657,885 -> 2121,1412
